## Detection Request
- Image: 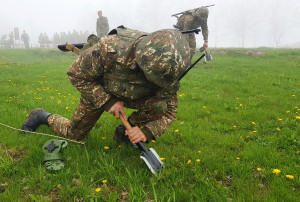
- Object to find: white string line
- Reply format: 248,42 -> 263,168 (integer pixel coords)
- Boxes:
0,122 -> 86,145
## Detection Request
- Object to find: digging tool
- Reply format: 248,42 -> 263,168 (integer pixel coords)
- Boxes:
119,115 -> 164,176
205,50 -> 212,62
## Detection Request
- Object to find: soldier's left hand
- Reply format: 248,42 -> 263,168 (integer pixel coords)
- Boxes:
203,41 -> 208,49
126,126 -> 147,144
108,101 -> 127,120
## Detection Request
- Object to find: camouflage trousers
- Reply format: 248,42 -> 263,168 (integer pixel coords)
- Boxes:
47,96 -> 177,140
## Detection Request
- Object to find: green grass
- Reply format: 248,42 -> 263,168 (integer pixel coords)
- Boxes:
0,48 -> 299,201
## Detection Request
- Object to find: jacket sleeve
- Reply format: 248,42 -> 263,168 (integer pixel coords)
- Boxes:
128,88 -> 178,142
67,43 -> 112,108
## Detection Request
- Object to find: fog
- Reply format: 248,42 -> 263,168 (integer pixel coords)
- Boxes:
1,0 -> 300,48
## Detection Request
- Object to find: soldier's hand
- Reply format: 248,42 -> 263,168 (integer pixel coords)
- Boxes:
108,101 -> 127,120
203,41 -> 208,49
125,126 -> 147,144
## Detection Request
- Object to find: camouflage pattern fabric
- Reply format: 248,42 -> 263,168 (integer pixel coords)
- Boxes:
48,26 -> 189,142
175,6 -> 209,49
96,16 -> 109,38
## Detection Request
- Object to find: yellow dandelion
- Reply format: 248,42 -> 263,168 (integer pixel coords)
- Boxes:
236,157 -> 240,160
236,98 -> 239,100
276,128 -> 281,131
65,107 -> 69,110
252,131 -> 257,133
160,157 -> 165,161
257,168 -> 262,172
246,136 -> 250,139
187,160 -> 192,164
102,180 -> 107,184
104,146 -> 109,150
286,111 -> 290,113
292,95 -> 295,97
179,94 -> 185,97
202,106 -> 206,109
286,175 -> 294,180
239,104 -> 243,107
196,159 -> 201,162
197,150 -> 202,154
95,188 -> 101,192
233,125 -> 237,128
296,116 -> 300,120
174,129 -> 179,133
272,169 -> 281,175
152,140 -> 156,143
278,118 -> 282,121
251,122 -> 256,125
101,137 -> 106,140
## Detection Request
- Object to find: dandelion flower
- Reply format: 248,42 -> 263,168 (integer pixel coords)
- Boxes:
236,98 -> 239,100
95,188 -> 101,192
272,169 -> 281,175
104,146 -> 109,150
252,131 -> 257,133
187,160 -> 191,164
278,118 -> 282,121
251,122 -> 256,125
179,94 -> 185,97
174,129 -> 179,133
296,116 -> 300,120
257,168 -> 262,172
160,158 -> 165,161
65,107 -> 69,110
196,159 -> 201,162
236,157 -> 240,160
286,175 -> 294,180
152,140 -> 156,143
276,128 -> 281,131
239,104 -> 243,107
286,111 -> 290,113
102,180 -> 107,184
197,150 -> 202,154
202,106 -> 206,109
233,125 -> 237,128
101,137 -> 106,140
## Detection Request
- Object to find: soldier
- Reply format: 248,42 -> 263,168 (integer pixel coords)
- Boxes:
174,6 -> 209,60
21,26 -> 190,145
96,10 -> 109,38
21,30 -> 30,48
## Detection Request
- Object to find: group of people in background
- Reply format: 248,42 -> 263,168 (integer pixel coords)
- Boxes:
0,7 -> 209,54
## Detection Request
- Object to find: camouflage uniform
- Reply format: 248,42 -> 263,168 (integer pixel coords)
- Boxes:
96,11 -> 109,38
175,7 -> 209,51
47,26 -> 190,142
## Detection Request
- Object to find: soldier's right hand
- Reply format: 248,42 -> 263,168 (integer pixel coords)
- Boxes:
108,101 -> 127,120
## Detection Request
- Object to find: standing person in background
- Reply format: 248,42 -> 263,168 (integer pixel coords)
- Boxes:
173,6 -> 209,61
21,30 -> 30,48
96,10 -> 109,38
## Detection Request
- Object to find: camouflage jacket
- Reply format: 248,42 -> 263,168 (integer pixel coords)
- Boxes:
176,10 -> 208,41
96,16 -> 109,35
67,26 -> 179,140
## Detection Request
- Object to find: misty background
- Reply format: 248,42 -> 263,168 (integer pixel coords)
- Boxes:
1,0 -> 300,48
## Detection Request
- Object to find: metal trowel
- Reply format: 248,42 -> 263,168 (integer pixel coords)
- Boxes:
119,115 -> 164,176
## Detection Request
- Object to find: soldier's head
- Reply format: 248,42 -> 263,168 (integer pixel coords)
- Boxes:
136,29 -> 190,88
195,6 -> 209,20
98,10 -> 102,16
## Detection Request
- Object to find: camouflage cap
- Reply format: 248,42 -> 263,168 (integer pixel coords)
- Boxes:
195,6 -> 209,19
135,29 -> 190,88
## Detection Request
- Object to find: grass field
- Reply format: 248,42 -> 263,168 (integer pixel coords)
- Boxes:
0,48 -> 299,201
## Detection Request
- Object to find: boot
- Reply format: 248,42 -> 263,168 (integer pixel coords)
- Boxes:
113,124 -> 130,144
21,108 -> 52,132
